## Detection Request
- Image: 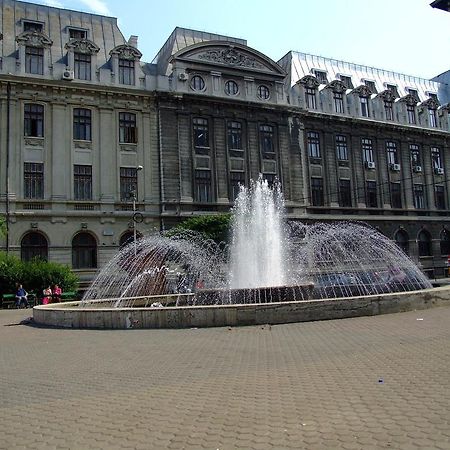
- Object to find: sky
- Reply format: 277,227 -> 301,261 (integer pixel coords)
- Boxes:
34,0 -> 450,80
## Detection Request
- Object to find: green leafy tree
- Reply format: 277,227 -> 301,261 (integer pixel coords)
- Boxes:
170,214 -> 232,244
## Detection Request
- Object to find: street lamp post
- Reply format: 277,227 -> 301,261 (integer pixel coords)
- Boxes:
132,165 -> 143,256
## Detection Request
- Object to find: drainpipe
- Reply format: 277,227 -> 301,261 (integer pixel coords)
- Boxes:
5,81 -> 11,253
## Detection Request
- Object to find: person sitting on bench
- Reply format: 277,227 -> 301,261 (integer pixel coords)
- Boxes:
15,284 -> 29,309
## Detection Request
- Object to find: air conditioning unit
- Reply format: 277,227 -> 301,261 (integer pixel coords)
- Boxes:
435,167 -> 445,175
62,69 -> 74,80
178,72 -> 188,82
390,163 -> 401,172
413,165 -> 422,173
365,161 -> 376,169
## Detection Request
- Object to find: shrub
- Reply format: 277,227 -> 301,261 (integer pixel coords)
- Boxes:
0,252 -> 78,296
170,214 -> 232,244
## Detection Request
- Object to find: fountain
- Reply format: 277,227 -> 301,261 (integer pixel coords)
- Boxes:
33,177 -> 449,329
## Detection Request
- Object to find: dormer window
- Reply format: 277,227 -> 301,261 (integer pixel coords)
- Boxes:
360,96 -> 369,117
119,58 -> 135,85
386,84 -> 399,98
69,28 -> 87,39
313,70 -> 328,84
339,75 -> 353,90
23,21 -> 43,33
428,92 -> 438,100
305,86 -> 317,109
407,88 -> 420,102
429,107 -> 438,128
16,29 -> 53,76
364,80 -> 377,94
25,46 -> 44,74
65,39 -> 100,81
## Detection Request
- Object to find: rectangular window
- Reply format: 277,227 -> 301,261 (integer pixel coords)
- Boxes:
366,181 -> 377,208
364,80 -> 377,94
260,124 -> 275,160
119,112 -> 137,143
74,165 -> 92,200
386,84 -> 399,98
307,131 -> 321,158
429,108 -> 437,128
435,185 -> 446,210
360,97 -> 369,117
23,21 -> 43,32
73,108 -> 92,141
311,178 -> 324,206
305,87 -> 317,109
74,52 -> 91,80
336,135 -> 348,161
362,138 -> 373,163
384,101 -> 393,120
69,28 -> 87,39
313,70 -> 328,84
194,170 -> 212,203
24,162 -> 44,199
193,118 -> 209,149
227,121 -> 243,157
407,104 -> 416,124
431,147 -> 443,170
24,104 -> 44,137
334,92 -> 344,113
339,179 -> 352,207
119,58 -> 135,85
386,141 -> 398,165
413,184 -> 425,209
339,75 -> 353,89
390,182 -> 402,209
120,167 -> 137,201
25,46 -> 44,75
407,88 -> 420,102
230,171 -> 245,201
410,144 -> 421,166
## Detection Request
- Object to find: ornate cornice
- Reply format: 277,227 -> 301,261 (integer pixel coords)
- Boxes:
377,89 -> 396,102
351,85 -> 372,97
109,44 -> 142,60
197,47 -> 265,70
16,31 -> 53,48
298,75 -> 320,89
325,79 -> 347,93
65,39 -> 100,54
399,93 -> 418,106
421,97 -> 440,109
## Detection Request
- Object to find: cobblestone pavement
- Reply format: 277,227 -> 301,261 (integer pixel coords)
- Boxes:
1,306 -> 450,450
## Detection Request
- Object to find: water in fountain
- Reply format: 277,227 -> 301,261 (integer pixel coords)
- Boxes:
81,178 -> 432,308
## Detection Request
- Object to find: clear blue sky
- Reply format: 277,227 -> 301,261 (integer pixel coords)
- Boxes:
37,0 -> 450,80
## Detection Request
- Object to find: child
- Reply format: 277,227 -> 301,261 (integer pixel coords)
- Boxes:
42,286 -> 52,305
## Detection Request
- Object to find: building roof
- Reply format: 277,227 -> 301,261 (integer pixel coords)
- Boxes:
430,0 -> 450,12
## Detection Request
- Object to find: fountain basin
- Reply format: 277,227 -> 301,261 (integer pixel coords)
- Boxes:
33,285 -> 450,329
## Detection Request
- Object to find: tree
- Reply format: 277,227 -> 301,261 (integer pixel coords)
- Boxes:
170,214 -> 232,244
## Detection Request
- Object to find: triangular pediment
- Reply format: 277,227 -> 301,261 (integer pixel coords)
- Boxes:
171,41 -> 285,77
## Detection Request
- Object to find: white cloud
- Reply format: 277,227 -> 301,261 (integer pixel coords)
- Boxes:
79,0 -> 111,15
37,0 -> 65,7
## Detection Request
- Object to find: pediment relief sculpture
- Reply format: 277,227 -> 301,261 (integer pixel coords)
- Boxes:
110,44 -> 142,60
399,93 -> 418,106
65,39 -> 100,54
196,47 -> 265,70
377,89 -> 396,102
16,31 -> 53,48
298,75 -> 320,89
421,97 -> 440,109
351,85 -> 372,97
325,79 -> 347,93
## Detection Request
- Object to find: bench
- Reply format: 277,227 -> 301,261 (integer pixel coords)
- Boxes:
1,293 -> 36,309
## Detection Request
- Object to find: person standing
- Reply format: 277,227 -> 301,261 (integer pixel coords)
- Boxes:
15,284 -> 29,308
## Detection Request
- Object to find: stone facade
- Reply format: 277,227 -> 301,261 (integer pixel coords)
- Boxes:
1,0 -> 450,281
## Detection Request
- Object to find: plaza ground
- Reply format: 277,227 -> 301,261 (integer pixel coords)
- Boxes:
0,306 -> 449,450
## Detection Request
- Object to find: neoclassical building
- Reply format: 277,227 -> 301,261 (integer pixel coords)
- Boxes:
1,0 -> 450,282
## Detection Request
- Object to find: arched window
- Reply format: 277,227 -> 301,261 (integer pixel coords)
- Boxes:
21,231 -> 48,261
440,229 -> 450,256
418,229 -> 432,257
72,232 -> 97,269
394,229 -> 409,255
119,231 -> 142,249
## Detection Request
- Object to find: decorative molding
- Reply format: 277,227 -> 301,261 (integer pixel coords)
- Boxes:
24,137 -> 44,147
109,44 -> 142,60
421,97 -> 441,109
377,89 -> 396,102
399,93 -> 418,106
298,75 -> 320,89
325,79 -> 347,94
351,85 -> 372,97
16,31 -> 53,48
74,140 -> 92,150
197,47 -> 265,70
65,38 -> 100,54
439,102 -> 450,112
120,144 -> 137,152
